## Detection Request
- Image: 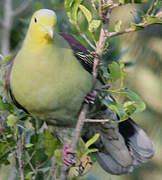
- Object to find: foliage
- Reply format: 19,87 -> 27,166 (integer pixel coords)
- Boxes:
0,0 -> 161,179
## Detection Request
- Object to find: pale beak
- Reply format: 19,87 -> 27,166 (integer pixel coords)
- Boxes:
44,26 -> 54,39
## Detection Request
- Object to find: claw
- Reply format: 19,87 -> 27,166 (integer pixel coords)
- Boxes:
62,144 -> 76,166
84,92 -> 96,104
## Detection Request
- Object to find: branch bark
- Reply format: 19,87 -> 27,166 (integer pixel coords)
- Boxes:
59,104 -> 88,180
79,33 -> 96,50
83,118 -> 110,123
108,22 -> 150,38
16,136 -> 24,180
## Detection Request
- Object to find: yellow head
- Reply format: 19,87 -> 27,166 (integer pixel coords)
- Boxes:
25,9 -> 57,45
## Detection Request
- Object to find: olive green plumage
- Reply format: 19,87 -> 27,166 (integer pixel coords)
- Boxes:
8,9 -> 154,175
10,10 -> 93,126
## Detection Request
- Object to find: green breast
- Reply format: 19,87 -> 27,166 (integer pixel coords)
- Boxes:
10,37 -> 93,126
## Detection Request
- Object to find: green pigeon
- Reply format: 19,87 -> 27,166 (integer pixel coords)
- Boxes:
6,9 -> 154,175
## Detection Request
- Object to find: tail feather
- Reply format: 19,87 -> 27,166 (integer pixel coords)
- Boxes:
97,152 -> 134,175
94,119 -> 155,175
123,120 -> 155,164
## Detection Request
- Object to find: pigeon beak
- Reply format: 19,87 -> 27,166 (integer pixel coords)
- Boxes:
44,26 -> 54,39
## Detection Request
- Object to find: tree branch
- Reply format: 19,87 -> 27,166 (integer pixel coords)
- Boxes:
83,118 -> 111,123
1,0 -> 13,56
12,0 -> 32,17
0,0 -> 32,55
108,22 -> 150,38
79,32 -> 96,50
16,136 -> 24,180
59,104 -> 88,180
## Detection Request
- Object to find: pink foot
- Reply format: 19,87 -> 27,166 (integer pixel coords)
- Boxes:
84,92 -> 96,104
62,145 -> 76,166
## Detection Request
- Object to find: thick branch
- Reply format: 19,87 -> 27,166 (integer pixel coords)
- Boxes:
12,0 -> 32,17
59,104 -> 88,180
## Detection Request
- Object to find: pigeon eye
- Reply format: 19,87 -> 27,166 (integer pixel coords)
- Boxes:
34,17 -> 37,23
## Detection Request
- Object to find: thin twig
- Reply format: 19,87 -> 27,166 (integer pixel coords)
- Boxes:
79,33 -> 96,50
108,22 -> 150,38
24,151 -> 37,175
17,136 -> 24,180
12,0 -> 32,17
109,28 -> 134,38
83,118 -> 111,123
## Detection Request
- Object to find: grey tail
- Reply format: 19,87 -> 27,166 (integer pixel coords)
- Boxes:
97,119 -> 155,175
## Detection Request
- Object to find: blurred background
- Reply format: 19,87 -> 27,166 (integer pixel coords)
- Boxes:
0,0 -> 161,179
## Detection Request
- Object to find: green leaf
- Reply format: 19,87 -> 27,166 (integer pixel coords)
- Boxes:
119,62 -> 128,80
88,19 -> 101,32
114,20 -> 122,32
83,148 -> 98,156
65,0 -> 84,24
85,133 -> 100,149
99,66 -> 110,82
3,55 -> 12,64
131,23 -> 144,31
0,143 -> 10,165
76,139 -> 86,158
79,5 -> 92,24
6,134 -> 13,138
120,89 -> 146,114
25,143 -> 34,148
108,62 -> 121,82
0,96 -> 7,111
154,0 -> 162,8
145,16 -> 162,24
42,129 -> 61,157
7,114 -> 18,127
109,104 -> 128,120
25,172 -> 34,180
89,153 -> 97,162
54,149 -> 64,166
123,101 -> 137,115
101,97 -> 114,107
64,0 -> 75,11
